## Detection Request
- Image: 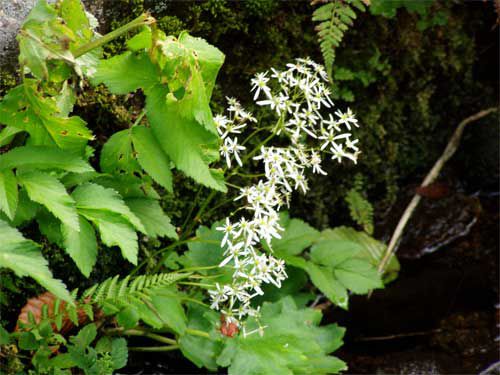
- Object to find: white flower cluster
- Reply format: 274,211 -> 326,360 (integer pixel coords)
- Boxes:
210,58 -> 361,335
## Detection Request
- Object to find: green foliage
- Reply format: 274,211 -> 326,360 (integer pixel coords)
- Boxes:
345,174 -> 374,234
272,212 -> 387,309
217,297 -> 346,374
0,219 -> 71,302
312,0 -> 366,78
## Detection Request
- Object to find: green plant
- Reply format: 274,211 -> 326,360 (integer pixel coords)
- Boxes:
0,0 -> 404,373
312,0 -> 367,78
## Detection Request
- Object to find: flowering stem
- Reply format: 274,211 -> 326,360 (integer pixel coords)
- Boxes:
185,328 -> 210,338
74,14 -> 155,58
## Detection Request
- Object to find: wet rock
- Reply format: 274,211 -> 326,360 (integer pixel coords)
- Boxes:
376,184 -> 481,259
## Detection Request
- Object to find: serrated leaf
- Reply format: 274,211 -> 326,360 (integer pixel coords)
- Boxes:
72,183 -> 145,233
310,239 -> 362,267
305,263 -> 348,309
92,51 -> 158,94
146,84 -> 226,191
0,146 -> 93,173
0,219 -> 71,302
18,171 -> 79,231
131,126 -> 173,192
100,129 -> 140,174
37,208 -> 64,247
271,212 -> 319,255
0,169 -> 18,220
78,209 -> 138,265
111,338 -> 128,369
150,293 -> 187,334
125,198 -> 177,240
62,215 -> 97,277
333,258 -> 382,294
217,297 -> 346,375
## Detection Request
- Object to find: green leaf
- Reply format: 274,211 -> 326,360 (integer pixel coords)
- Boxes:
320,227 -> 400,282
146,84 -> 226,192
0,83 -> 93,153
72,183 -> 145,233
305,263 -> 348,310
37,208 -> 64,247
92,51 -> 158,94
72,324 -> 97,347
111,338 -> 128,369
62,216 -> 98,277
18,171 -> 79,231
333,258 -> 382,294
0,169 -> 18,220
1,190 -> 39,227
271,212 -> 319,255
179,32 -> 225,99
131,126 -> 173,192
116,306 -> 139,329
100,129 -> 140,174
19,331 -> 38,350
0,127 -> 23,147
150,293 -> 187,334
78,209 -> 138,265
217,297 -> 346,375
310,239 -> 362,267
0,219 -> 71,302
127,27 -> 152,51
125,198 -> 178,240
0,325 -> 10,345
179,304 -> 222,371
0,146 -> 94,173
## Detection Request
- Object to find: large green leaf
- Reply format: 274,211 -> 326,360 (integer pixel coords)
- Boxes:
18,171 -> 79,231
78,209 -> 138,265
146,84 -> 225,191
100,129 -> 140,174
305,262 -> 349,310
125,198 -> 177,240
271,212 -> 319,255
0,146 -> 94,173
0,170 -> 18,220
72,183 -> 145,233
0,82 -> 92,153
92,51 -> 158,94
131,126 -> 173,192
333,258 -> 383,294
0,219 -> 71,302
62,216 -> 98,277
179,304 -> 222,371
216,297 -> 346,375
319,226 -> 400,282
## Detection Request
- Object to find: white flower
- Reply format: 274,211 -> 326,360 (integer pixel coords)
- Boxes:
250,72 -> 272,100
216,218 -> 237,247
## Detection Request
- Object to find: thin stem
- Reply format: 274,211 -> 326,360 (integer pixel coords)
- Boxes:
74,14 -> 155,58
185,328 -> 210,339
106,328 -> 178,345
178,281 -> 214,288
131,110 -> 147,128
129,345 -> 179,352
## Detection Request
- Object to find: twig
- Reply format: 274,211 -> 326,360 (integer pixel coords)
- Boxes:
355,328 -> 442,342
377,107 -> 498,274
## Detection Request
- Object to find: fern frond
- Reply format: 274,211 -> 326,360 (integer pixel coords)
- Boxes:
345,175 -> 374,235
312,0 -> 366,78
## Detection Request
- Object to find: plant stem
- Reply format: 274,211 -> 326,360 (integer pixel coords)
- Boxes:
185,328 -> 210,338
103,327 -> 178,345
74,14 -> 155,58
129,345 -> 179,352
131,109 -> 147,128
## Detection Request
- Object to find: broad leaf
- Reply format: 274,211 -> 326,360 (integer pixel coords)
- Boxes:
305,262 -> 349,310
125,198 -> 178,240
72,183 -> 145,233
333,258 -> 383,294
18,171 -> 79,231
111,338 -> 128,369
271,212 -> 319,255
217,297 -> 346,375
0,170 -> 18,220
0,219 -> 71,302
0,146 -> 93,173
62,216 -> 98,277
100,129 -> 140,174
131,126 -> 173,192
